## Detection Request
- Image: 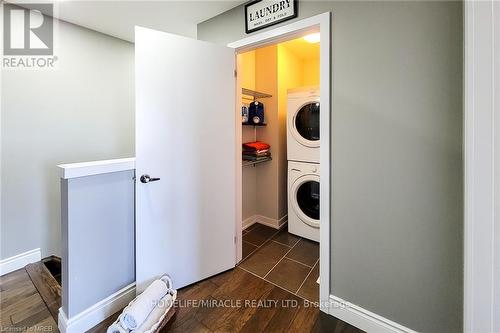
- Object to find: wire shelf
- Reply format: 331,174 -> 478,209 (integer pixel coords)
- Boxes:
242,156 -> 272,167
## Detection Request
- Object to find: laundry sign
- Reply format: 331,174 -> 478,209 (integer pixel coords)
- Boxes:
245,0 -> 298,34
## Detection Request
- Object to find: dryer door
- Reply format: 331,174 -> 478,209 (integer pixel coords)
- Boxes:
291,101 -> 320,148
291,174 -> 320,228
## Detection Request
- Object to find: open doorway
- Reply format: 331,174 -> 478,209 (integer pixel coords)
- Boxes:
133,12 -> 330,317
235,32 -> 321,303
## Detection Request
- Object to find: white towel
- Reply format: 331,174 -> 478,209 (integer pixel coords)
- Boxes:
107,322 -> 128,333
120,279 -> 169,330
160,275 -> 173,289
131,292 -> 175,333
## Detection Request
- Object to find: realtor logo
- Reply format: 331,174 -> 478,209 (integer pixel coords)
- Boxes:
3,3 -> 53,55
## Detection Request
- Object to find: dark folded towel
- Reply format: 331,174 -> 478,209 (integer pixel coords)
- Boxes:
243,154 -> 271,161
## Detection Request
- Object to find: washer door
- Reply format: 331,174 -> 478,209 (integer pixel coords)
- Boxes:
291,101 -> 320,147
291,174 -> 320,228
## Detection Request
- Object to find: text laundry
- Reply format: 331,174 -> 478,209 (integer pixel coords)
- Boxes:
248,0 -> 292,22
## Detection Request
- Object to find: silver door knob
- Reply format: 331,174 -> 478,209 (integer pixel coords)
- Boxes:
140,174 -> 160,183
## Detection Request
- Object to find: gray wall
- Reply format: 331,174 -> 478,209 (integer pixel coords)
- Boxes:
1,19 -> 134,260
61,170 -> 135,317
198,1 -> 463,332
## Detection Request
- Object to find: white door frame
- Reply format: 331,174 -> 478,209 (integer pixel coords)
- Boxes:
464,1 -> 500,332
227,12 -> 332,309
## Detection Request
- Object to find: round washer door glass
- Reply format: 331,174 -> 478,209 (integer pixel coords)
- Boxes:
296,180 -> 320,220
295,102 -> 320,142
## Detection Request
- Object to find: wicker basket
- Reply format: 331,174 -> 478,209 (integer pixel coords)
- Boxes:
150,307 -> 176,333
109,277 -> 177,333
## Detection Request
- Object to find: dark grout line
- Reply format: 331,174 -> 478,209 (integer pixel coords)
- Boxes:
237,266 -> 312,302
296,258 -> 319,294
242,241 -> 260,260
262,233 -> 304,279
240,223 -> 319,302
263,240 -> 297,279
240,225 -> 283,262
243,239 -> 262,247
283,256 -> 313,268
271,236 -> 301,248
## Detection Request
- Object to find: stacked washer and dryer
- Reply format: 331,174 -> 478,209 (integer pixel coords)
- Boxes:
287,87 -> 320,242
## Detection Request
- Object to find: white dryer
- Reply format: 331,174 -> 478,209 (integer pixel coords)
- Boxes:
287,87 -> 320,163
288,161 -> 320,242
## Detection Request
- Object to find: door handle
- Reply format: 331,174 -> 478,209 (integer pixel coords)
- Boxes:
140,174 -> 160,183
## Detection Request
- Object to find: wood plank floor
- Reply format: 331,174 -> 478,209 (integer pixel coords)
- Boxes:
88,267 -> 363,333
0,268 -> 58,332
25,261 -> 62,321
1,264 -> 363,333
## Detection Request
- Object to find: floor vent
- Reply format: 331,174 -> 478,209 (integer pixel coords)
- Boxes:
26,256 -> 62,322
42,256 -> 61,285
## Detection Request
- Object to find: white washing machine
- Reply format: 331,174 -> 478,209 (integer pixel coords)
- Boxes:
287,87 -> 320,163
288,161 -> 320,242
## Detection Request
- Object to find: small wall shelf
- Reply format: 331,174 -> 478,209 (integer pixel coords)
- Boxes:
242,88 -> 272,101
241,88 -> 271,167
242,122 -> 267,127
242,156 -> 272,167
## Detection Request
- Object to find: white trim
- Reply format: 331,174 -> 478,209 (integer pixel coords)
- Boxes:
228,13 -> 324,51
317,12 -> 332,314
58,157 -> 135,179
235,54 -> 244,264
255,214 -> 287,229
58,282 -> 136,333
495,2 -> 500,329
228,12 -> 332,313
242,215 -> 257,230
328,295 -> 417,333
464,1 -> 500,332
0,248 -> 41,276
242,214 -> 287,230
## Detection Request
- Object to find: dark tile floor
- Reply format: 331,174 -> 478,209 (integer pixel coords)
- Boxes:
240,223 -> 320,302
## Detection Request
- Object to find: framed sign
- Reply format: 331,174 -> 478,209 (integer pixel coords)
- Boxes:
245,0 -> 298,34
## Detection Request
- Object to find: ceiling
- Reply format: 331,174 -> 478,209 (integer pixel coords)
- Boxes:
15,1 -> 245,43
280,37 -> 320,61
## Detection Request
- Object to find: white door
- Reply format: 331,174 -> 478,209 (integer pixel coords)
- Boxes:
135,26 -> 236,292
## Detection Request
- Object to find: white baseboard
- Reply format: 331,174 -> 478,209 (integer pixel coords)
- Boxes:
0,248 -> 41,276
327,295 -> 416,333
58,282 -> 136,333
242,215 -> 258,230
256,214 -> 287,229
242,214 -> 287,230
277,215 -> 288,228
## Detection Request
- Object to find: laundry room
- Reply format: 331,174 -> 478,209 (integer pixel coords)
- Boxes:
236,33 -> 321,302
